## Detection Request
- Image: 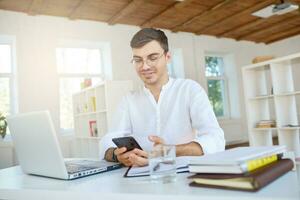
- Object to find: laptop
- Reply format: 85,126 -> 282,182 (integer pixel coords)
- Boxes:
7,110 -> 122,180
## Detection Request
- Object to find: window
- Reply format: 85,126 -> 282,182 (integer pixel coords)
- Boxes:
0,37 -> 17,119
167,48 -> 185,78
56,43 -> 111,132
205,55 -> 229,118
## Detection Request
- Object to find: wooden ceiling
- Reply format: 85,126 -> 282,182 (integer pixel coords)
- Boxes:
0,0 -> 300,44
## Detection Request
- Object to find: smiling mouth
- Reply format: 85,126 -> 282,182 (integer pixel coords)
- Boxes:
142,72 -> 155,77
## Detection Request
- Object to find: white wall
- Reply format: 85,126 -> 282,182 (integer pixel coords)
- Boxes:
268,35 -> 300,57
0,9 -> 299,168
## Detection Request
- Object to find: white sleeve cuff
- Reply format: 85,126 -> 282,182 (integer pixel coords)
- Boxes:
193,132 -> 225,155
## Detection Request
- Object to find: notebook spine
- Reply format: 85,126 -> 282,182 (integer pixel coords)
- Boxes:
253,159 -> 294,190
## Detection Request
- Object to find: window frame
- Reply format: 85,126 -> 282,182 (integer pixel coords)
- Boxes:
205,54 -> 230,119
0,35 -> 18,140
0,35 -> 18,116
56,40 -> 111,134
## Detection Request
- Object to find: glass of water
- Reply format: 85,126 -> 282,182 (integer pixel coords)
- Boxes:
148,144 -> 176,183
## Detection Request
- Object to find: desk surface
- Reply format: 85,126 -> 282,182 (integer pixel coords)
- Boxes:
0,166 -> 299,200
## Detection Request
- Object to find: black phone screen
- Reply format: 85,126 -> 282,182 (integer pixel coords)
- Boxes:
112,136 -> 143,151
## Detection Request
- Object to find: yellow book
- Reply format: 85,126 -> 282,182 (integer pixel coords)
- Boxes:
90,96 -> 96,111
246,154 -> 278,172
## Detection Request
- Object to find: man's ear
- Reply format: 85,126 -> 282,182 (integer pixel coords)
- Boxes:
165,51 -> 171,63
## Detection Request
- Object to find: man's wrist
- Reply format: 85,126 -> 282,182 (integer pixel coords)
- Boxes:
104,147 -> 117,162
111,147 -> 119,162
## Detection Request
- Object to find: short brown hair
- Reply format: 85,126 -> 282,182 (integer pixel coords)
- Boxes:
130,28 -> 169,52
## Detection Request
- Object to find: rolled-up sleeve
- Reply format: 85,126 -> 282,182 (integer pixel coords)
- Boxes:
98,96 -> 132,159
189,82 -> 225,154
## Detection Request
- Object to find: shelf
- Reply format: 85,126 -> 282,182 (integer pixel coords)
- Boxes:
72,80 -> 133,158
243,52 -> 300,156
243,52 -> 300,70
74,110 -> 107,117
248,95 -> 274,100
274,91 -> 300,97
248,91 -> 300,100
279,127 -> 300,131
252,128 -> 277,131
75,136 -> 102,140
72,82 -> 105,96
244,64 -> 270,71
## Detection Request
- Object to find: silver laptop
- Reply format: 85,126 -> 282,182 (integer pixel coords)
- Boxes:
7,110 -> 122,180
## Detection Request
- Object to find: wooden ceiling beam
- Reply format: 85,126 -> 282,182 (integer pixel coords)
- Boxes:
107,0 -> 145,25
217,11 -> 292,38
216,18 -> 262,37
140,1 -> 183,27
27,0 -> 44,16
171,0 -> 236,32
262,26 -> 300,44
196,0 -> 275,35
266,31 -> 300,44
237,14 -> 300,40
68,0 -> 85,20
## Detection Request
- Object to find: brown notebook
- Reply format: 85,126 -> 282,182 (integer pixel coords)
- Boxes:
189,159 -> 293,192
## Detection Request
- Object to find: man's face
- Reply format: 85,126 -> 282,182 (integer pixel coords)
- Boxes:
132,40 -> 170,86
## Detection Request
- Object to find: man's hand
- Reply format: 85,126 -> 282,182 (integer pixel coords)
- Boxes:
114,147 -> 132,166
148,135 -> 164,146
112,135 -> 168,167
114,147 -> 148,167
149,135 -> 203,156
128,148 -> 148,167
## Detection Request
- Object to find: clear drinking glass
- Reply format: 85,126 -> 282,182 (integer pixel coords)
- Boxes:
148,144 -> 176,183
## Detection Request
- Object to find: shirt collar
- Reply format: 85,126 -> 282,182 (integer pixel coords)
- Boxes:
143,77 -> 174,93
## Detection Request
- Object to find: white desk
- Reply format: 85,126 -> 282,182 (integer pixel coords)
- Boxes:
0,166 -> 299,200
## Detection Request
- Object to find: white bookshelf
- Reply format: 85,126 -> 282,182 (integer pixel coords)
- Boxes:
242,52 -> 300,157
72,80 -> 133,158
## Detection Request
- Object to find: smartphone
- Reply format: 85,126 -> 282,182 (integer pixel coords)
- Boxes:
112,136 -> 143,151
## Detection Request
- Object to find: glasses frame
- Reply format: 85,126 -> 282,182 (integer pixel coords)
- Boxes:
131,52 -> 166,68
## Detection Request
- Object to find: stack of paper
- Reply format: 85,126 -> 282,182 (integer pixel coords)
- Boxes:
124,156 -> 191,177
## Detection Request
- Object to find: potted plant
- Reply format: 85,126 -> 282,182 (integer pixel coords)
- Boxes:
0,112 -> 8,139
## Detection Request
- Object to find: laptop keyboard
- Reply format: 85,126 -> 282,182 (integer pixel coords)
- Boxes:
65,164 -> 96,174
65,160 -> 105,174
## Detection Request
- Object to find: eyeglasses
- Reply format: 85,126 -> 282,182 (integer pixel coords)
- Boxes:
131,53 -> 165,68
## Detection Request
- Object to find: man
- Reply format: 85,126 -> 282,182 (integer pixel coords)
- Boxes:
100,28 -> 225,167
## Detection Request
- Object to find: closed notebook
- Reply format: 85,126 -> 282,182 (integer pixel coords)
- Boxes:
189,146 -> 286,174
189,159 -> 293,192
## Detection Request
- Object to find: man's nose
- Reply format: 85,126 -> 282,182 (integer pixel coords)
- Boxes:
141,61 -> 151,70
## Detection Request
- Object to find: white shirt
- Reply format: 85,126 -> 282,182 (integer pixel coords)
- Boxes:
99,78 -> 225,159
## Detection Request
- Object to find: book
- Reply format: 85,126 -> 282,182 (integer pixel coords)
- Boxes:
89,120 -> 98,137
189,146 -> 286,174
90,96 -> 96,111
124,156 -> 191,177
189,159 -> 293,192
256,120 -> 276,128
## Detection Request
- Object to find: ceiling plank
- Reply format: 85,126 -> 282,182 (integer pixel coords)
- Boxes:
27,0 -> 44,16
140,0 -> 179,27
216,18 -> 262,37
171,0 -> 235,32
107,0 -> 144,25
266,31 -> 300,44
237,15 -> 300,40
217,12 -> 293,38
196,0 -> 275,35
263,26 -> 300,44
68,0 -> 85,20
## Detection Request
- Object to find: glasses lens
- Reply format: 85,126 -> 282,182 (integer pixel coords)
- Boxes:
132,59 -> 142,67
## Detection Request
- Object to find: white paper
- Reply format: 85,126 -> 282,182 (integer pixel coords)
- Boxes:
126,156 -> 191,177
